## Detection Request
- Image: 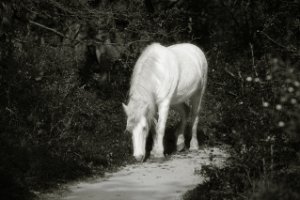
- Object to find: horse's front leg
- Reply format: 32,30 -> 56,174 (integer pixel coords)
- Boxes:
151,100 -> 170,158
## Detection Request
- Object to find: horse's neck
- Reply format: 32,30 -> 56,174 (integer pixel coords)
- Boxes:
129,91 -> 151,111
129,91 -> 156,123
130,82 -> 152,101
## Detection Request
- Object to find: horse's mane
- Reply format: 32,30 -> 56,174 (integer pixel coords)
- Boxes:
130,43 -> 161,94
127,43 -> 162,126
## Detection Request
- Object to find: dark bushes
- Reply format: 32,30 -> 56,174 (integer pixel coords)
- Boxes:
183,0 -> 300,199
0,31 -> 131,199
1,1 -> 299,199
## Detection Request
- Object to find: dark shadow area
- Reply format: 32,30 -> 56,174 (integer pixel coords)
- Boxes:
164,125 -> 178,155
145,123 -> 208,160
145,125 -> 178,160
183,125 -> 207,150
145,129 -> 154,160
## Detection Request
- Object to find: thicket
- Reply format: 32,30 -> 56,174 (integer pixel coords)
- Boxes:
0,0 -> 299,200
0,0 -> 191,199
183,0 -> 300,199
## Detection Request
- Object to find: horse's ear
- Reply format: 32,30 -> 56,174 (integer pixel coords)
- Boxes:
122,103 -> 129,116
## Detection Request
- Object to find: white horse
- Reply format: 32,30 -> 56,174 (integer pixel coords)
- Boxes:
123,43 -> 207,161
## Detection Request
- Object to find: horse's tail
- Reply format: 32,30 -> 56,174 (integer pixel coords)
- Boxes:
198,49 -> 208,112
202,56 -> 208,94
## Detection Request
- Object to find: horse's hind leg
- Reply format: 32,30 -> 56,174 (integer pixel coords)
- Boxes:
190,90 -> 205,150
172,103 -> 190,151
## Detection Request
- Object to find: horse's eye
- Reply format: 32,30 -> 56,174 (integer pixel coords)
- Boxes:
143,126 -> 147,131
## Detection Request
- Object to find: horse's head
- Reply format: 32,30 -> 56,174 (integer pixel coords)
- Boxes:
123,102 -> 150,162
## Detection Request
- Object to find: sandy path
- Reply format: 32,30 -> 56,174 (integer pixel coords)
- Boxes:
41,147 -> 228,200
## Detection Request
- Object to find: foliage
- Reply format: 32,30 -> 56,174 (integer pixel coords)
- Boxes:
0,0 -> 192,199
0,0 -> 300,200
0,31 -> 132,196
183,0 -> 300,199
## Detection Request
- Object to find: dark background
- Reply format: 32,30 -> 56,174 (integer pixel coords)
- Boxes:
0,0 -> 299,199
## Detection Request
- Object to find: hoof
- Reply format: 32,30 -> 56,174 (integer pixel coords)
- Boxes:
150,156 -> 166,163
134,155 -> 145,162
189,146 -> 199,151
149,151 -> 165,163
177,143 -> 185,152
150,150 -> 164,159
189,139 -> 199,151
176,134 -> 185,152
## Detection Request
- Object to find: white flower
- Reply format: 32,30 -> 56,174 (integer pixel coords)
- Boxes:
262,102 -> 269,107
291,98 -> 297,104
254,77 -> 260,82
278,121 -> 285,127
288,87 -> 294,93
266,75 -> 272,80
294,81 -> 300,87
276,104 -> 282,110
266,135 -> 275,142
272,58 -> 279,64
246,77 -> 252,82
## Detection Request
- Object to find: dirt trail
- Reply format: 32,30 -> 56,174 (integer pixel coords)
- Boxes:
41,147 -> 228,200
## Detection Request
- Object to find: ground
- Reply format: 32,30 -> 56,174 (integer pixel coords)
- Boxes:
39,146 -> 228,200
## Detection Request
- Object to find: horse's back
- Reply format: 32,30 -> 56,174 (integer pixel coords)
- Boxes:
131,43 -> 207,105
168,44 -> 207,104
168,44 -> 207,76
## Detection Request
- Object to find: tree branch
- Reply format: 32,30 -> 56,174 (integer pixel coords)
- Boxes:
29,20 -> 65,38
258,30 -> 297,53
224,67 -> 238,79
28,20 -> 118,46
249,43 -> 258,76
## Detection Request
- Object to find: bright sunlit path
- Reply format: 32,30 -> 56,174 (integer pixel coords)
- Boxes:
41,147 -> 228,200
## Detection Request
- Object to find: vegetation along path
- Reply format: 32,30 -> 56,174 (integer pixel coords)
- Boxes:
41,147 -> 228,200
